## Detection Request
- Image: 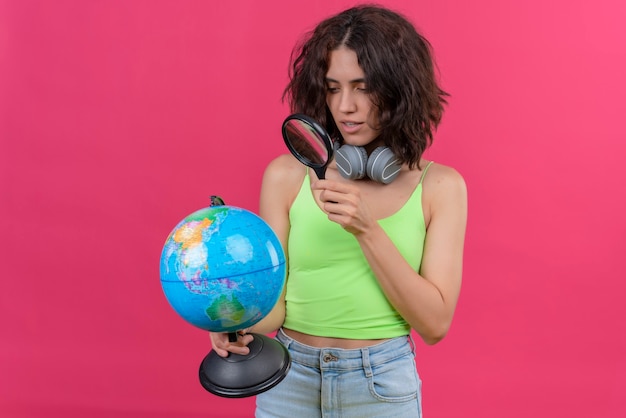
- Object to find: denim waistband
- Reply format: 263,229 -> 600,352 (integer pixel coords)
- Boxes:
276,328 -> 415,371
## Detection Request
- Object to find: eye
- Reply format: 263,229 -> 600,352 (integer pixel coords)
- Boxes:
326,86 -> 340,94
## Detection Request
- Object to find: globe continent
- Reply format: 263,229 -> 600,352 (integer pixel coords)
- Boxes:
160,205 -> 286,333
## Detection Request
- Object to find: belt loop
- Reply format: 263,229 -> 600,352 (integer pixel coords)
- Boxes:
408,333 -> 416,356
361,347 -> 373,378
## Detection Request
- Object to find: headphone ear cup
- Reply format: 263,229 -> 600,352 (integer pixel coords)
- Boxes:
335,145 -> 368,180
366,147 -> 402,184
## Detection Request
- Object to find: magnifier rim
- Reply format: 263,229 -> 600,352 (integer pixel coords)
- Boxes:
281,113 -> 333,169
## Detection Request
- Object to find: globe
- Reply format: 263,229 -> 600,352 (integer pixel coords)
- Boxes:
159,200 -> 286,334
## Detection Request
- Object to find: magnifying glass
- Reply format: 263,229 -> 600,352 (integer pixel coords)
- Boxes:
281,114 -> 334,180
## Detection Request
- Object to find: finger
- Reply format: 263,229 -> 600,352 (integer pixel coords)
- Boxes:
313,179 -> 356,194
213,346 -> 230,358
227,333 -> 254,355
213,340 -> 251,357
241,333 -> 254,346
233,332 -> 254,348
311,179 -> 344,193
227,340 -> 251,356
319,189 -> 344,205
310,180 -> 326,190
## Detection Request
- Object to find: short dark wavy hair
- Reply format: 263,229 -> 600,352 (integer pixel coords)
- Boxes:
283,4 -> 448,169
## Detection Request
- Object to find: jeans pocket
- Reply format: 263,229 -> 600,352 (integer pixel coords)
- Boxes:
367,353 -> 421,403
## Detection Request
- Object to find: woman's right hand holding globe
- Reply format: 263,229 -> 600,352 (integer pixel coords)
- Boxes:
209,331 -> 254,358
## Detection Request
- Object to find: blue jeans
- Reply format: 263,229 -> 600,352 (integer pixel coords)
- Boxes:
255,329 -> 422,418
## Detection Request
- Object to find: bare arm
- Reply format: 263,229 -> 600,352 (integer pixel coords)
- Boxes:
209,155 -> 304,356
313,164 -> 467,344
250,155 -> 303,333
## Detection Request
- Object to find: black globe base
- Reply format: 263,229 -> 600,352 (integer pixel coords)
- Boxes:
199,333 -> 291,398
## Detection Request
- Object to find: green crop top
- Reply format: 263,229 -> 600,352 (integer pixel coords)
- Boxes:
283,162 -> 432,339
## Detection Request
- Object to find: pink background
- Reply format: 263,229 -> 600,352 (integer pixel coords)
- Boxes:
2,0 -> 625,416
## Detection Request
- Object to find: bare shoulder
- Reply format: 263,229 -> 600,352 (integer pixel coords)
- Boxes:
261,154 -> 307,210
263,154 -> 307,187
265,153 -> 306,176
421,162 -> 467,224
422,161 -> 467,198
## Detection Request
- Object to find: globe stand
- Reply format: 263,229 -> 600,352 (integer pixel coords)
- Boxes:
199,332 -> 291,398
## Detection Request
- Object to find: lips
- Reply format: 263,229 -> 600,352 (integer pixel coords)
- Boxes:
340,121 -> 362,134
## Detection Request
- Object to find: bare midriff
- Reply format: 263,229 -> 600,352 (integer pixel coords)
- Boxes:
283,328 -> 390,349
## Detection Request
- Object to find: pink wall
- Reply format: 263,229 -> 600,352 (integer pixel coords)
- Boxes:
1,0 -> 625,416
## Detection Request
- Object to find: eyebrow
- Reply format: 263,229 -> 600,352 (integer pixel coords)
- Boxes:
325,77 -> 366,84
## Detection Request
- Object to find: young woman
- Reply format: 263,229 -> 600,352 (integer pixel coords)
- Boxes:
210,5 -> 467,417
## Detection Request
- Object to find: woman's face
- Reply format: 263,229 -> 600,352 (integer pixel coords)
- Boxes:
325,47 -> 380,148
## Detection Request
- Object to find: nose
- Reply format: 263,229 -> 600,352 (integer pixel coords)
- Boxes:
338,90 -> 357,113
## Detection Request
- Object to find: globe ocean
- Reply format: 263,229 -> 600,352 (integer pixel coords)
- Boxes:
160,204 -> 286,333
